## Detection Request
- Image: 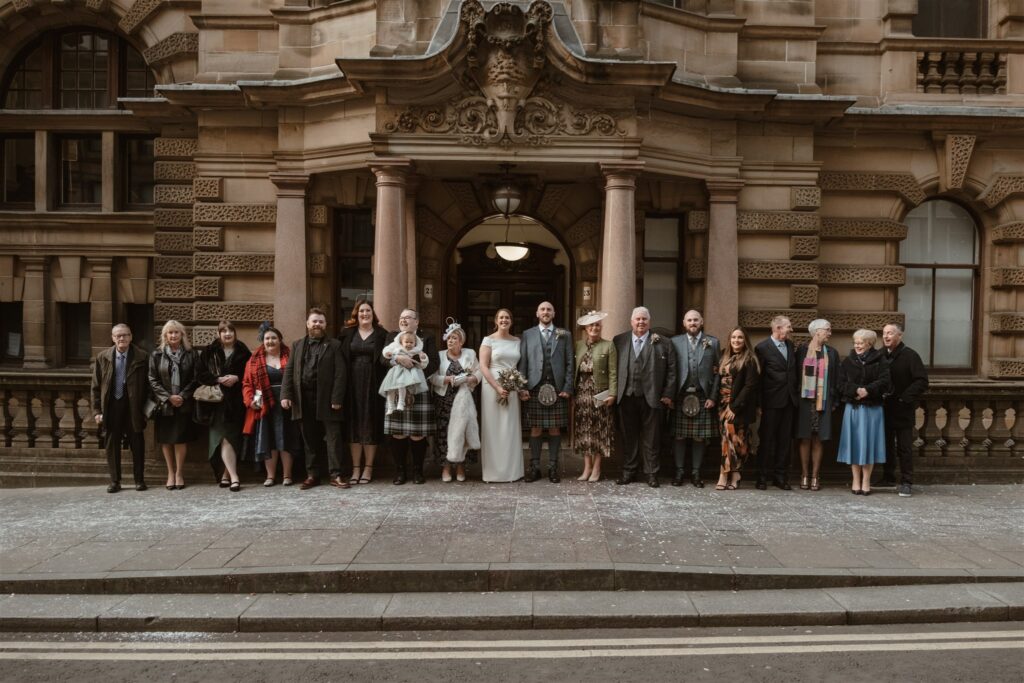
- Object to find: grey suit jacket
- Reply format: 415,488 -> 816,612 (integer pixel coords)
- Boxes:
671,332 -> 721,402
517,325 -> 574,394
613,331 -> 677,408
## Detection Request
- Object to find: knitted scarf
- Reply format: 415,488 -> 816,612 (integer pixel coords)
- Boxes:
801,346 -> 829,412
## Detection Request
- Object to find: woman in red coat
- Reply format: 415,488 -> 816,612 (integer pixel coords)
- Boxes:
243,326 -> 300,486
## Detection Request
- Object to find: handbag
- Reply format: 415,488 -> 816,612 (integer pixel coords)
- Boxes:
143,397 -> 162,420
194,384 -> 224,403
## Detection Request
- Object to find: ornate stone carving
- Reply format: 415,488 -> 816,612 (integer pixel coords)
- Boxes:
309,254 -> 327,275
789,236 -> 820,260
445,181 -> 483,219
687,211 -> 708,233
154,184 -> 195,206
818,171 -> 927,206
416,207 -> 456,245
739,261 -> 819,282
194,203 -> 277,226
945,135 -> 975,190
154,232 -> 193,254
385,0 -> 623,147
193,178 -> 223,201
565,209 -> 602,246
308,205 -> 328,226
119,0 -> 163,34
820,217 -> 907,241
143,31 -> 198,67
978,174 -> 1024,208
193,303 -> 275,322
154,256 -> 193,276
821,311 -> 905,331
737,211 -> 820,234
86,0 -> 108,11
790,187 -> 821,211
193,227 -> 224,251
819,264 -> 906,286
193,277 -> 223,299
990,313 -> 1024,334
685,260 -> 707,280
739,309 -> 816,329
536,184 -> 572,221
790,284 -> 818,308
194,254 -> 275,274
992,267 -> 1024,288
154,161 -> 196,182
154,279 -> 192,300
992,222 -> 1024,243
154,137 -> 197,160
154,208 -> 193,230
191,326 -> 218,347
12,0 -> 33,12
420,259 -> 440,278
153,303 -> 191,321
991,358 -> 1024,378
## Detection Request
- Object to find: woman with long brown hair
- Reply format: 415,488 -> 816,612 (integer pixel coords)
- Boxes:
715,327 -> 760,491
338,299 -> 389,484
243,326 -> 299,486
479,308 -> 524,483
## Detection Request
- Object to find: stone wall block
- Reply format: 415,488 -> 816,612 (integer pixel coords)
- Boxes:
945,135 -> 976,190
790,284 -> 818,308
154,232 -> 193,254
307,205 -> 328,226
193,277 -> 223,300
819,264 -> 905,286
119,0 -> 163,34
191,326 -> 218,347
153,137 -> 197,160
790,186 -> 821,210
154,184 -> 195,206
445,181 -> 483,220
565,209 -> 602,247
536,184 -> 573,221
193,227 -> 224,251
739,309 -> 817,329
193,177 -> 223,201
821,217 -> 907,241
738,260 -> 819,282
143,31 -> 198,67
153,303 -> 192,321
790,235 -> 820,259
154,208 -> 193,230
193,203 -> 277,226
154,256 -> 194,277
992,267 -> 1024,288
687,211 -> 709,233
819,171 -> 927,205
154,279 -> 193,301
309,254 -> 327,275
990,313 -> 1024,334
193,302 -> 275,322
822,311 -> 906,331
153,161 -> 196,182
737,211 -> 820,234
686,259 -> 707,280
991,359 -> 1024,378
992,222 -> 1024,243
416,207 -> 456,244
193,253 -> 275,274
978,174 -> 1024,208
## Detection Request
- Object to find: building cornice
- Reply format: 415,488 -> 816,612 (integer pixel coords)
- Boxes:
638,3 -> 746,33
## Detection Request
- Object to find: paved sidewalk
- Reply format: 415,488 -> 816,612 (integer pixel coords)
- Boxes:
2,483 -> 1022,584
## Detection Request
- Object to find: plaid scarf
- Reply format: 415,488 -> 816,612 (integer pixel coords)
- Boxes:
248,343 -> 290,412
801,346 -> 829,411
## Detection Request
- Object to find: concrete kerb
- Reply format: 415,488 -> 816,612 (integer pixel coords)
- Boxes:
2,564 -> 1024,595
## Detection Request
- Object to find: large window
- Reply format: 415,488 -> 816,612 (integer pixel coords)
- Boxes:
2,28 -> 155,110
122,136 -> 155,207
335,209 -> 374,321
913,0 -> 986,38
898,200 -> 979,371
124,304 -> 154,352
1,135 -> 35,207
59,135 -> 103,208
61,302 -> 92,365
641,215 -> 684,333
0,302 -> 24,363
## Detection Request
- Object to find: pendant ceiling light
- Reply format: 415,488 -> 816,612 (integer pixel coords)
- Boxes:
492,163 -> 529,262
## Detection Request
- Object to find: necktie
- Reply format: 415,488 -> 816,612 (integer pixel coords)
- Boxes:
634,337 -> 643,358
778,341 -> 787,360
542,327 -> 551,349
114,353 -> 126,399
689,336 -> 698,351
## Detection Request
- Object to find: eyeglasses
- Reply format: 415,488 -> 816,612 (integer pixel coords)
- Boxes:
399,316 -> 416,322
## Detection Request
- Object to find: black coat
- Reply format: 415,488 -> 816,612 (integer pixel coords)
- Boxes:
722,356 -> 759,426
281,335 -> 347,422
197,339 -> 252,424
148,346 -> 200,411
883,342 -> 929,428
838,348 -> 891,407
755,337 -> 798,410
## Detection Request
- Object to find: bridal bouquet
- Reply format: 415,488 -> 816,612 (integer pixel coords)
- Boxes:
495,368 -> 527,405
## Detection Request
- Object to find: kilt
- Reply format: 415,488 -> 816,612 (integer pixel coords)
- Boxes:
673,403 -> 718,440
384,390 -> 434,437
525,389 -> 569,429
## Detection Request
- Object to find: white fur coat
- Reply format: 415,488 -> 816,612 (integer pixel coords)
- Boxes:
430,349 -> 483,463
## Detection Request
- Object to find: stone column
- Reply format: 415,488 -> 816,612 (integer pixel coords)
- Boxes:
405,176 -> 420,308
598,161 -> 643,337
270,173 -> 310,345
21,256 -> 50,368
704,179 -> 744,339
86,257 -> 113,360
371,159 -> 412,327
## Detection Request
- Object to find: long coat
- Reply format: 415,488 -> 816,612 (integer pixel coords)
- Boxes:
518,325 -> 574,394
148,346 -> 199,410
197,339 -> 252,425
91,343 -> 149,433
883,342 -> 929,429
281,336 -> 347,422
838,348 -> 892,407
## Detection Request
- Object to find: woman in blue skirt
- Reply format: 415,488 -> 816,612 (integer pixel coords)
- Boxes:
837,329 -> 891,496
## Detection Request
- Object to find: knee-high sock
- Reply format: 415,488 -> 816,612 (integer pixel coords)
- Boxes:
691,440 -> 705,475
392,438 -> 409,474
547,435 -> 562,469
410,439 -> 427,474
673,440 -> 687,472
529,436 -> 543,468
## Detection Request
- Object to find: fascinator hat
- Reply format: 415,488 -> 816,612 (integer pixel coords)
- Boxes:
442,317 -> 465,341
576,310 -> 608,326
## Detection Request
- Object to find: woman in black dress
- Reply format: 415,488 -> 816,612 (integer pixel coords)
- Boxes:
197,321 -> 251,491
149,320 -> 199,490
338,299 -> 389,484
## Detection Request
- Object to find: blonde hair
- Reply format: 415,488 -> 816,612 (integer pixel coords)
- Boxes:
398,330 -> 417,345
159,320 -> 191,350
852,328 -> 877,347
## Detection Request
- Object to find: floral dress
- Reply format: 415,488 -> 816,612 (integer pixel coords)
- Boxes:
718,359 -> 750,474
573,343 -> 613,459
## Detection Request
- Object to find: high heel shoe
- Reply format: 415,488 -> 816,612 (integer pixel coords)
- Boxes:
577,471 -> 591,481
588,471 -> 601,482
359,466 -> 373,484
810,477 -> 820,491
730,473 -> 742,490
800,476 -> 810,490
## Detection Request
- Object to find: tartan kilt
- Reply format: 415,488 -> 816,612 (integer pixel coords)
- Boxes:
524,390 -> 569,429
673,403 -> 718,440
384,390 -> 435,437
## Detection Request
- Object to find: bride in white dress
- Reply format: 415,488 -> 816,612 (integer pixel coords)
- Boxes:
479,308 -> 524,483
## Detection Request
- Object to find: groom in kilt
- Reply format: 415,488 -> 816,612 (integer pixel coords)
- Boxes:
518,301 -> 574,483
670,309 -> 721,488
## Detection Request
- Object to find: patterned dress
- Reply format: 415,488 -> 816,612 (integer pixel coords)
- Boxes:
573,343 -> 613,459
718,360 -> 750,474
432,356 -> 479,465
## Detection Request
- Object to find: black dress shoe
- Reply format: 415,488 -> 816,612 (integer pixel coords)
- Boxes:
647,476 -> 660,488
548,469 -> 561,483
413,472 -> 425,485
671,470 -> 684,487
616,474 -> 634,485
393,472 -> 407,485
524,467 -> 541,483
135,482 -> 147,492
106,482 -> 121,494
773,479 -> 792,491
755,480 -> 768,490
691,474 -> 704,489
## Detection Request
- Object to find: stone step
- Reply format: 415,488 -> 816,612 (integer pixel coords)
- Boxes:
2,583 -> 1021,632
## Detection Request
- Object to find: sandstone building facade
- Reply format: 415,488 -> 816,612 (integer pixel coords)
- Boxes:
1,0 -> 1021,481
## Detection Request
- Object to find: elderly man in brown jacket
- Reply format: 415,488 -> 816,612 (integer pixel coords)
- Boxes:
91,324 -> 150,492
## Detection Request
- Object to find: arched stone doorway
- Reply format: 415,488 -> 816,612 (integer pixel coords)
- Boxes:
447,215 -> 574,349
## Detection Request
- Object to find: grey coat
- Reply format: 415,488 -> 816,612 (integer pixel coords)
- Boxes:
671,332 -> 721,402
517,325 -> 574,394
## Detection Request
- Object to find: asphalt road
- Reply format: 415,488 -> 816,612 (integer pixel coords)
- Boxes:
2,622 -> 1021,682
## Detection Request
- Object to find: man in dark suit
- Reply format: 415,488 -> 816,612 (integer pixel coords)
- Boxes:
879,322 -> 929,496
670,310 -> 721,488
518,301 -> 574,483
91,324 -> 149,493
754,315 -> 798,490
281,307 -> 348,490
614,306 -> 677,488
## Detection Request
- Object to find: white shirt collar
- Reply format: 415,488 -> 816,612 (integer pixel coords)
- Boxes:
633,331 -> 650,344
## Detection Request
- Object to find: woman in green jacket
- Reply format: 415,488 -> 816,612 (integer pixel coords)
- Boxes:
573,311 -> 618,482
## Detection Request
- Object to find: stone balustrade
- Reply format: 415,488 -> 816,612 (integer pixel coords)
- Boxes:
916,51 -> 1007,95
1,371 -> 100,451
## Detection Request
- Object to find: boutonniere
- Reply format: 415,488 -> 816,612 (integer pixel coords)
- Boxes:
701,337 -> 712,350
650,333 -> 662,344
555,329 -> 567,340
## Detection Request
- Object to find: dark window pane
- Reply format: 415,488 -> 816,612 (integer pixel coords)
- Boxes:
3,43 -> 44,109
0,302 -> 24,361
60,135 -> 102,206
124,137 -> 155,207
913,0 -> 984,38
62,303 -> 92,364
124,305 -> 154,353
2,137 -> 36,205
56,30 -> 111,109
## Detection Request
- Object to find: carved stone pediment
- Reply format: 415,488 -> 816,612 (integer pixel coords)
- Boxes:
384,0 -> 627,147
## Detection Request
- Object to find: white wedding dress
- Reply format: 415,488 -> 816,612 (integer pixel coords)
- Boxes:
480,336 -> 524,483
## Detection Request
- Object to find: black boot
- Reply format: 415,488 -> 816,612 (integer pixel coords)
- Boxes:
392,438 -> 408,485
410,439 -> 427,484
525,436 -> 543,482
547,435 -> 562,483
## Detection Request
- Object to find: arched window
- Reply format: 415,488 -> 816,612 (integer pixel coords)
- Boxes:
2,28 -> 156,109
898,200 -> 979,371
